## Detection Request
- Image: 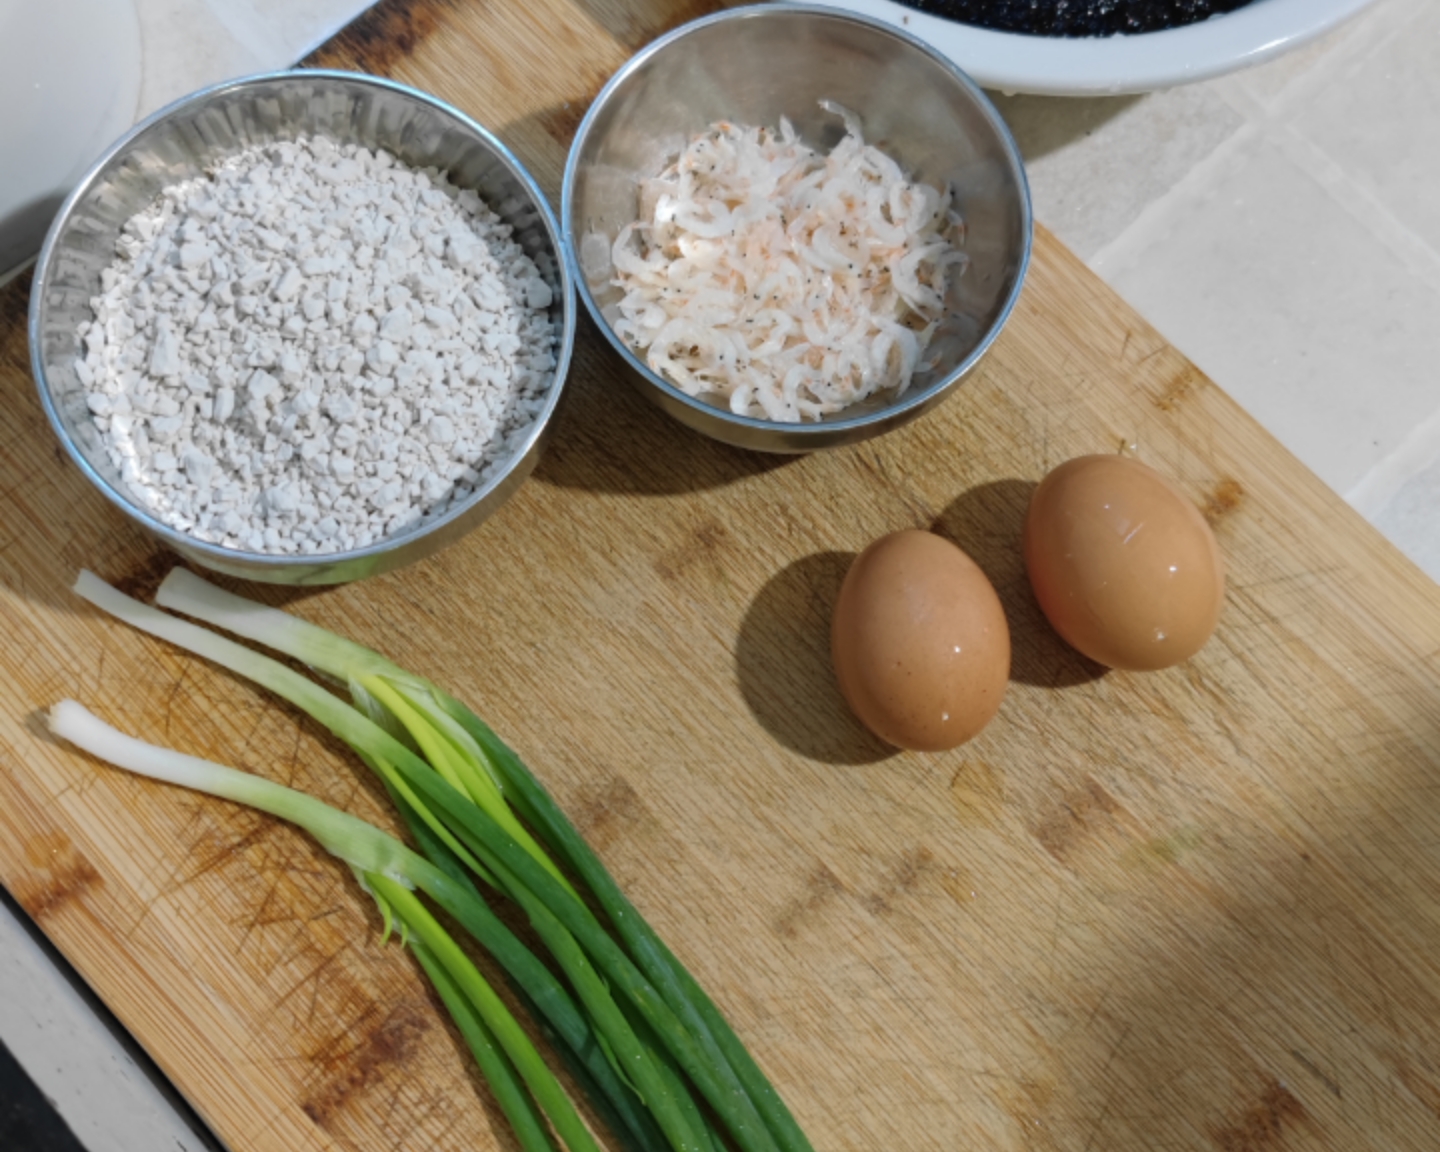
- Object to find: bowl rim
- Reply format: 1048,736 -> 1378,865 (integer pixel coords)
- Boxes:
816,0 -> 1380,96
560,1 -> 1033,442
29,67 -> 576,571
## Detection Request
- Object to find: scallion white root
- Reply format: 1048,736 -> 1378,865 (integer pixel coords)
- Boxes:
48,699 -> 415,885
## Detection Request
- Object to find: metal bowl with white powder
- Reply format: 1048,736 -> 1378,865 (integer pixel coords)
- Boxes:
30,70 -> 574,585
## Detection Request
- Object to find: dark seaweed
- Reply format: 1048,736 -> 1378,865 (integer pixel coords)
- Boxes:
887,0 -> 1256,38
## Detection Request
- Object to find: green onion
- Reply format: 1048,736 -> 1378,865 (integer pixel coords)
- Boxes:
46,701 -> 599,1152
367,876 -> 604,1152
394,760 -> 781,1152
380,778 -> 672,1152
358,672 -> 578,900
436,697 -> 815,1152
76,568 -> 816,1152
74,572 -> 495,885
52,688 -> 667,1152
155,567 -> 814,1152
74,572 -> 709,1152
409,939 -> 561,1152
49,699 -> 416,881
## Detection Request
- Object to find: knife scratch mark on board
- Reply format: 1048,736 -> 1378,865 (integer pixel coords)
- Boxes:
857,450 -> 937,527
302,1001 -> 430,1127
14,832 -> 103,920
1080,1025 -> 1132,1152
950,760 -> 1005,827
300,0 -> 458,74
1204,479 -> 1245,525
236,872 -> 292,954
1289,1050 -> 1341,1099
1032,776 -> 1134,866
1154,364 -> 1206,412
654,518 -> 732,585
862,846 -> 935,916
272,946 -> 350,1028
570,774 -> 649,855
997,1076 -> 1062,1151
162,663 -> 191,742
1210,1076 -> 1308,1152
179,811 -> 278,887
109,551 -> 177,603
774,864 -> 844,938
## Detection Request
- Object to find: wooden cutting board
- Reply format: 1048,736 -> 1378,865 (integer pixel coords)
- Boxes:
3,1 -> 1440,1150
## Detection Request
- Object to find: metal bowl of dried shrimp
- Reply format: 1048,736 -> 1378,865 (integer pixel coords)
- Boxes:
561,3 -> 1030,453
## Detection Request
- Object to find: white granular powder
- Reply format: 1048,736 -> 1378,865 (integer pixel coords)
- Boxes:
75,136 -> 557,555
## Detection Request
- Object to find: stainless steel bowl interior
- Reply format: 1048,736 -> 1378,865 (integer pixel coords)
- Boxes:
31,69 -> 573,584
563,3 -> 1031,453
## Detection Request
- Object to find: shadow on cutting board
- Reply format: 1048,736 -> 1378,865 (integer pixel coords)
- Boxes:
990,704 -> 1440,1147
931,479 -> 1107,689
0,270 -> 124,621
562,0 -> 730,54
736,551 -> 896,766
0,274 -> 235,621
733,482 -> 1105,763
534,314 -> 797,497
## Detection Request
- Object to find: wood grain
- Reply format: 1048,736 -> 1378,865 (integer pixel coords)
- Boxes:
4,1 -> 1440,1149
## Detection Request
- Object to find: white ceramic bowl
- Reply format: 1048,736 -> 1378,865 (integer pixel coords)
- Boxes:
813,0 -> 1380,95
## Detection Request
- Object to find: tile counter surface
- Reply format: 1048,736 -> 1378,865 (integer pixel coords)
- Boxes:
2,0 -> 1435,1148
999,0 -> 1439,564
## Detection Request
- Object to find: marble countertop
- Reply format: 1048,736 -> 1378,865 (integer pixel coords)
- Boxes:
997,0 -> 1440,578
2,0 -> 1435,1148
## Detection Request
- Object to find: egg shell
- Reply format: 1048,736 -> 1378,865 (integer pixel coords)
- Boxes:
1023,455 -> 1225,671
831,530 -> 1010,752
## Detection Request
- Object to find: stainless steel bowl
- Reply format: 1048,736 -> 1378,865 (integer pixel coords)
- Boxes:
561,3 -> 1031,454
30,70 -> 574,584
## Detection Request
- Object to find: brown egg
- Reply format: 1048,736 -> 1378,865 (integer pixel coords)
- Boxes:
1023,455 -> 1225,671
831,530 -> 1010,751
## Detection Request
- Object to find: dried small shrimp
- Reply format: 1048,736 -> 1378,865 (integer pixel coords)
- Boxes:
598,102 -> 967,423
